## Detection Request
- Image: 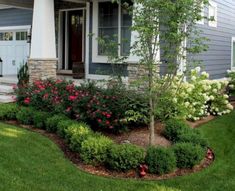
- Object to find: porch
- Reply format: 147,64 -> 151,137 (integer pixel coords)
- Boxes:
0,0 -> 91,82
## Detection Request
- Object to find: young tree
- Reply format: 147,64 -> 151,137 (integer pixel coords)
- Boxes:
130,0 -> 209,145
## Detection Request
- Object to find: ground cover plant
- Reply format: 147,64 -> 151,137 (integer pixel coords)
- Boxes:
0,110 -> 234,190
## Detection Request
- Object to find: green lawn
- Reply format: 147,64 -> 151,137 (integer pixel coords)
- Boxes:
0,111 -> 235,191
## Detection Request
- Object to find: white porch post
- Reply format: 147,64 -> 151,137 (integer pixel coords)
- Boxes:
29,0 -> 57,82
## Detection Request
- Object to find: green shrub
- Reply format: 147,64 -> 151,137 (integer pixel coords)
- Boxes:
0,103 -> 18,120
107,144 -> 145,171
164,119 -> 191,143
65,122 -> 91,145
80,134 -> 113,165
45,114 -> 68,133
145,147 -> 176,175
177,130 -> 208,149
33,111 -> 49,129
173,143 -> 205,169
16,107 -> 34,125
57,119 -> 77,138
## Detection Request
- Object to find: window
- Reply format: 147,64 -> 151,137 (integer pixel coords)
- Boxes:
208,1 -> 217,27
0,32 -> 13,41
232,37 -> 235,69
16,31 -> 27,41
93,0 -> 133,62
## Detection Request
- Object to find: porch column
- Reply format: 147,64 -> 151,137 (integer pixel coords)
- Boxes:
29,0 -> 57,82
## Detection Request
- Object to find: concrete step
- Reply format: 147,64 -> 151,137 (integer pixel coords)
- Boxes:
0,84 -> 14,94
0,95 -> 16,103
0,76 -> 18,85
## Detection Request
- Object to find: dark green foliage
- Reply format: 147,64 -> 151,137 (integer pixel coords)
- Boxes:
57,119 -> 77,138
66,123 -> 92,151
45,115 -> 68,133
80,134 -> 113,165
145,147 -> 176,175
0,103 -> 18,120
17,63 -> 29,86
106,144 -> 145,171
16,107 -> 34,125
177,130 -> 208,149
33,111 -> 50,129
173,143 -> 205,169
164,119 -> 191,142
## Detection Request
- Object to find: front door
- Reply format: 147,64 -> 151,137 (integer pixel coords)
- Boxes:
62,10 -> 85,78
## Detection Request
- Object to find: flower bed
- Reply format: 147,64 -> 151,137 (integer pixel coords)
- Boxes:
0,103 -> 213,178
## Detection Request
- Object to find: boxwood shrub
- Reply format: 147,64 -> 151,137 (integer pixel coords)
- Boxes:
45,114 -> 68,132
177,130 -> 208,149
16,107 -> 34,125
145,147 -> 176,175
33,111 -> 50,129
164,119 -> 191,143
57,119 -> 77,138
66,122 -> 92,150
80,134 -> 113,165
106,144 -> 145,171
173,143 -> 205,169
0,103 -> 18,120
106,143 -> 145,172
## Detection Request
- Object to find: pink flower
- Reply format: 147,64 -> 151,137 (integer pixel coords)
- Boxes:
69,95 -> 77,101
97,119 -> 102,123
24,97 -> 30,104
105,121 -> 110,125
106,114 -> 111,118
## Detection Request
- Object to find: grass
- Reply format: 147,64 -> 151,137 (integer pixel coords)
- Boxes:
0,111 -> 235,191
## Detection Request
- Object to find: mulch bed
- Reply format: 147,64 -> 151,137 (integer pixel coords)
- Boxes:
4,120 -> 215,180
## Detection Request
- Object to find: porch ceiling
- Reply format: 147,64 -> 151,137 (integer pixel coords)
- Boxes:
0,0 -> 89,9
0,0 -> 33,9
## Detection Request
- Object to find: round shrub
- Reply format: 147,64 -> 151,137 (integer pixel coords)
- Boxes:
177,130 -> 208,149
164,119 -> 191,143
106,144 -> 145,172
173,143 -> 205,169
45,114 -> 68,132
145,147 -> 176,175
65,122 -> 91,146
0,103 -> 18,120
80,134 -> 113,165
16,107 -> 34,125
33,111 -> 49,129
57,119 -> 77,138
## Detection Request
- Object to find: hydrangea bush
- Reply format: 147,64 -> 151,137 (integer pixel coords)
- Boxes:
157,67 -> 233,121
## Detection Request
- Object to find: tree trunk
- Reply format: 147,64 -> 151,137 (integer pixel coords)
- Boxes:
149,96 -> 155,145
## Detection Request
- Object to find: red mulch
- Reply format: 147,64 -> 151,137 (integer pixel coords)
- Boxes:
4,120 -> 215,180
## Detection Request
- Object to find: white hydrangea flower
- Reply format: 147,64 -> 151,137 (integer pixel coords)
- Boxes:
173,98 -> 178,103
227,104 -> 234,110
201,71 -> 209,78
227,70 -> 232,74
223,94 -> 229,99
191,76 -> 196,81
185,102 -> 190,107
195,67 -> 201,73
229,84 -> 234,89
212,89 -> 217,93
210,95 -> 215,100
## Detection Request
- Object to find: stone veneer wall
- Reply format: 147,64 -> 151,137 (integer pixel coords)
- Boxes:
28,59 -> 57,82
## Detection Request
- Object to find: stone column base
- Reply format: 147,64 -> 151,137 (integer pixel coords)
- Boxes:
28,58 -> 57,83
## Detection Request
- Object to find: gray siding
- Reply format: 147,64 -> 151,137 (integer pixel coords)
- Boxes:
0,8 -> 32,27
191,0 -> 235,79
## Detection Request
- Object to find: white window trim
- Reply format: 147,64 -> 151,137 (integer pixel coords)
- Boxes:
231,37 -> 235,70
92,0 -> 139,64
208,0 -> 217,28
196,3 -> 204,25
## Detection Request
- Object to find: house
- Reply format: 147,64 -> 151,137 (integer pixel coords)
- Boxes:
0,0 -> 234,82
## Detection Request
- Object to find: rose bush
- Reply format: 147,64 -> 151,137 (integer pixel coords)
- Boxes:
15,80 -> 148,131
